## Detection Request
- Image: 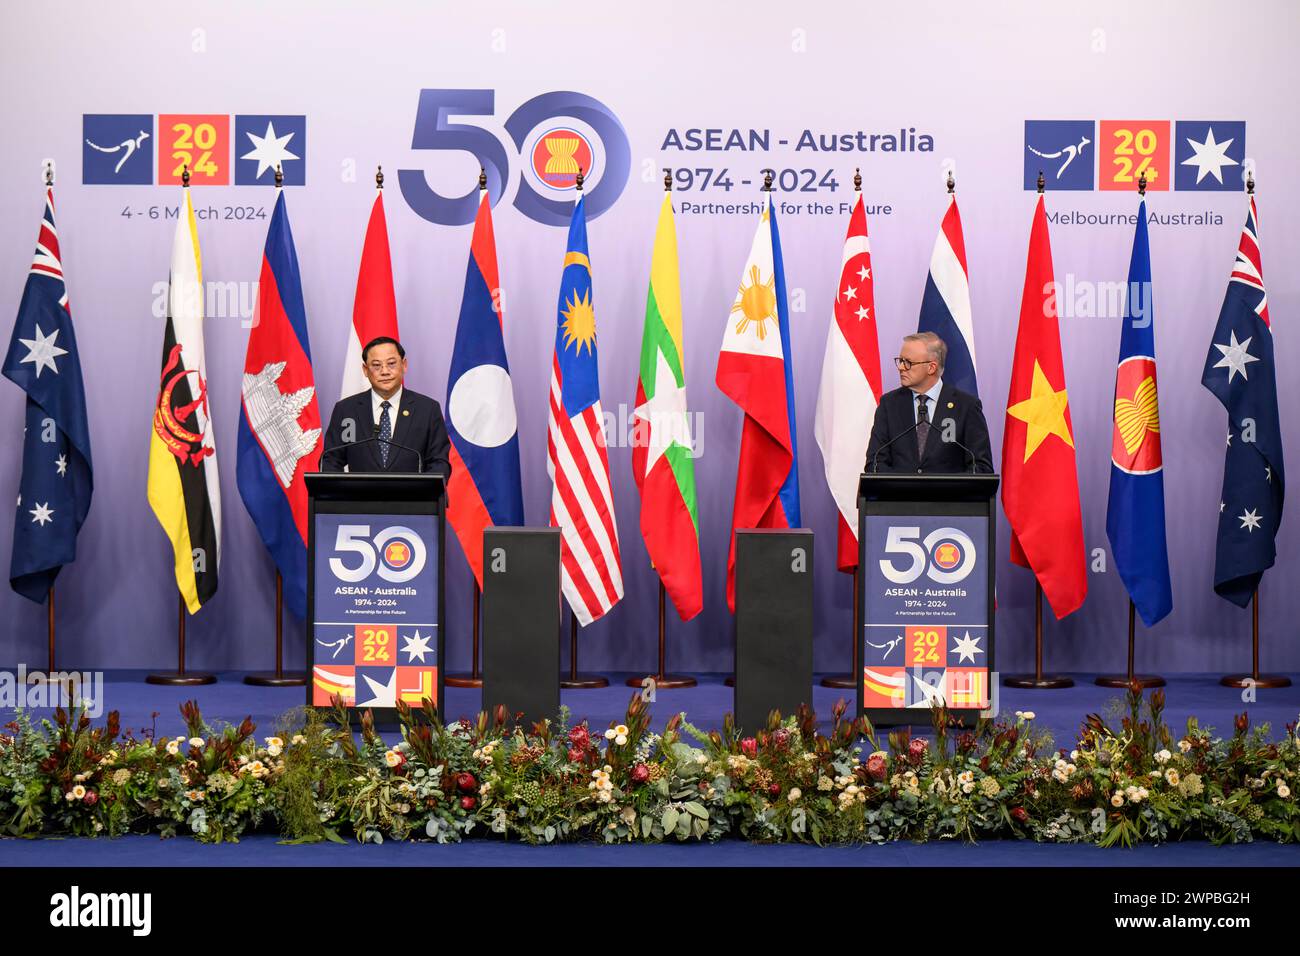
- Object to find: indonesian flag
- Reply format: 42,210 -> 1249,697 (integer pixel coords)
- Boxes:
716,193 -> 800,612
814,193 -> 882,572
340,190 -> 399,398
1001,195 -> 1087,618
632,193 -> 702,621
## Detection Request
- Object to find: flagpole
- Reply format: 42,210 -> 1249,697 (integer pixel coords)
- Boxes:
146,164 -> 216,688
627,169 -> 696,692
446,579 -> 484,687
1097,171 -> 1164,690
823,167 -> 866,691
558,164 -> 610,692
245,167 -> 307,688
47,586 -> 56,673
1221,588 -> 1291,688
448,168 -> 493,691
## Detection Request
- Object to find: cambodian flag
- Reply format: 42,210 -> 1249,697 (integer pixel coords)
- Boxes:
446,189 -> 524,586
237,190 -> 323,619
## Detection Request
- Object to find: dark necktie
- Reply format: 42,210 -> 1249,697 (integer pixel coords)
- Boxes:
378,400 -> 392,467
916,393 -> 931,459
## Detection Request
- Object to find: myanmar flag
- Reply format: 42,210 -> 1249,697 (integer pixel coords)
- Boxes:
1001,194 -> 1086,619
147,186 -> 221,613
632,193 -> 702,621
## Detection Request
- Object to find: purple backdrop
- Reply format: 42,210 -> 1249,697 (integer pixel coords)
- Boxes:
1,1 -> 1297,675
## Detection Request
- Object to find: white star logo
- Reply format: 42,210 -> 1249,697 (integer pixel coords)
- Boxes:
401,629 -> 433,664
855,305 -> 870,321
1181,126 -> 1238,185
951,630 -> 984,664
17,324 -> 68,378
55,454 -> 68,477
359,669 -> 397,707
1212,331 -> 1259,383
841,284 -> 858,301
1220,501 -> 1225,513
29,501 -> 54,525
241,120 -> 299,180
857,265 -> 871,283
633,349 -> 693,476
1238,508 -> 1262,532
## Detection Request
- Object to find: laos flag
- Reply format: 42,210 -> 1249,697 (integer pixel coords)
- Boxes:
446,188 -> 524,586
237,190 -> 323,619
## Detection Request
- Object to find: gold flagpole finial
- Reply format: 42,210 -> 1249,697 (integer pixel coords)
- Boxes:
375,165 -> 384,190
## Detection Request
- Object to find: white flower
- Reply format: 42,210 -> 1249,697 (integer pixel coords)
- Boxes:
1178,739 -> 1192,754
695,753 -> 707,766
1279,782 -> 1292,799
1154,749 -> 1171,765
265,736 -> 284,749
1111,792 -> 1125,807
73,772 -> 88,783
291,734 -> 306,746
157,778 -> 170,789
188,737 -> 205,748
165,740 -> 180,756
266,744 -> 283,758
71,785 -> 86,800
1070,750 -> 1079,761
615,735 -> 628,746
384,750 -> 403,768
1055,759 -> 1068,772
787,788 -> 801,803
64,791 -> 76,802
1165,769 -> 1180,787
1014,711 -> 1024,719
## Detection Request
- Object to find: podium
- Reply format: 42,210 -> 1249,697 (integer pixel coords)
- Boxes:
305,472 -> 445,722
858,474 -> 999,727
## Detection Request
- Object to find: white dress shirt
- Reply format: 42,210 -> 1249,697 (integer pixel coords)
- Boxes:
910,377 -> 943,423
371,387 -> 402,429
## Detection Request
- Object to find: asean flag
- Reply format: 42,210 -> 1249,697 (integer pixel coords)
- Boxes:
445,189 -> 524,585
1001,194 -> 1087,619
237,190 -> 323,619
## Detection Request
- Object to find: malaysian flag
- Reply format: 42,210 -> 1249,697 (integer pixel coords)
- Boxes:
547,193 -> 622,625
1201,192 -> 1285,606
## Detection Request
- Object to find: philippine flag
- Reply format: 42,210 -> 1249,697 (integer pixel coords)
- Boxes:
237,190 -> 323,619
445,188 -> 524,585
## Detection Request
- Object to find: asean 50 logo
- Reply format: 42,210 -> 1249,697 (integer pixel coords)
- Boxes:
879,526 -> 977,585
330,525 -> 427,584
398,89 -> 630,226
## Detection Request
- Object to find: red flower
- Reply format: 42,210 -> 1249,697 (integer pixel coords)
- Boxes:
631,763 -> 650,784
740,738 -> 758,758
460,796 -> 476,811
455,772 -> 477,793
866,753 -> 887,781
908,738 -> 928,760
567,747 -> 584,763
768,783 -> 780,798
83,790 -> 99,806
772,729 -> 791,750
569,725 -> 591,751
1011,806 -> 1029,823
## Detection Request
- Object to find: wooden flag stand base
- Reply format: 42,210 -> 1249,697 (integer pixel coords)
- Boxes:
26,587 -> 68,688
822,567 -> 861,689
625,583 -> 697,690
560,610 -> 608,689
446,582 -> 484,688
1095,600 -> 1165,688
245,572 -> 306,687
147,595 -> 217,686
1003,583 -> 1074,689
1220,589 -> 1292,689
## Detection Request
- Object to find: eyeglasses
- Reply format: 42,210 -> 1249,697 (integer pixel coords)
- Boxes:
367,360 -> 402,372
893,357 -> 934,371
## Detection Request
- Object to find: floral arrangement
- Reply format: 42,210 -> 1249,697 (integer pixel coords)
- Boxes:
0,686 -> 1296,847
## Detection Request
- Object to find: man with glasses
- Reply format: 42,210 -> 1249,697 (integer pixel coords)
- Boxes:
321,336 -> 451,479
864,332 -> 993,474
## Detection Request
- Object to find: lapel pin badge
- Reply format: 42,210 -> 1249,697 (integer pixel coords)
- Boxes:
947,401 -> 954,409
402,409 -> 410,416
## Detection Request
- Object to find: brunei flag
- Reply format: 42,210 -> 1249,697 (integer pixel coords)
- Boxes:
147,187 -> 221,613
631,191 -> 702,621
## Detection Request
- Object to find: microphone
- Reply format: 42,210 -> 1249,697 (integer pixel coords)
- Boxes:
319,432 -> 425,473
869,419 -> 922,473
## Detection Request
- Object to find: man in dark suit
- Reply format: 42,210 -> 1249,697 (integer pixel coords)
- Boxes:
864,332 -> 994,474
321,336 -> 452,480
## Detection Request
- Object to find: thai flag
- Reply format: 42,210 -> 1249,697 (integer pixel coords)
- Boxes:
237,191 -> 322,619
445,190 -> 524,586
917,194 -> 978,397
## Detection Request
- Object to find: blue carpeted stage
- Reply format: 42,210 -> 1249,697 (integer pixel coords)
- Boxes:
1,671 -> 1297,866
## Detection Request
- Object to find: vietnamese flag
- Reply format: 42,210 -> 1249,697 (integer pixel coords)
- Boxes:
1001,194 -> 1087,619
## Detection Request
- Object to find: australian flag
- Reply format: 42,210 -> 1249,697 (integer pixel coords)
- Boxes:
3,188 -> 93,602
1201,196 -> 1285,606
